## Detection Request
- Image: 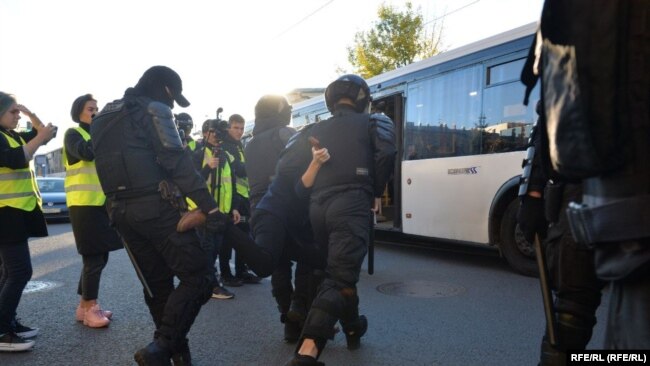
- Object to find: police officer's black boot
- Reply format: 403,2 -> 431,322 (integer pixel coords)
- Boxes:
171,339 -> 192,366
281,313 -> 301,343
342,315 -> 367,350
539,337 -> 565,366
287,298 -> 308,324
134,339 -> 173,366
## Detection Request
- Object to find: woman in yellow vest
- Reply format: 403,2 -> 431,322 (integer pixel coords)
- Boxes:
0,92 -> 56,352
64,94 -> 122,328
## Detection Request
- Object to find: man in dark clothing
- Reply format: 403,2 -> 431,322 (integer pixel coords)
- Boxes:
287,75 -> 396,366
245,95 -> 315,342
174,112 -> 196,151
517,102 -> 604,365
219,113 -> 260,286
522,0 -> 650,349
90,65 -> 228,366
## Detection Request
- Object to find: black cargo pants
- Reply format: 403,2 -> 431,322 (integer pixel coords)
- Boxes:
301,189 -> 370,344
109,195 -> 213,353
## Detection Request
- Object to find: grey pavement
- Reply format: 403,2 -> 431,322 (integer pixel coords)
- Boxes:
1,222 -> 608,365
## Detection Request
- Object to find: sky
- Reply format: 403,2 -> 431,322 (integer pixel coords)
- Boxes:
0,0 -> 543,152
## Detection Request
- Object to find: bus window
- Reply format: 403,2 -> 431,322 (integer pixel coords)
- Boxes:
483,59 -> 539,152
487,58 -> 526,85
404,65 -> 482,160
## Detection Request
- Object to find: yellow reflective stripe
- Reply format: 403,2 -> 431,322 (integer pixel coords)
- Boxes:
0,191 -> 35,199
0,171 -> 32,180
65,166 -> 98,176
65,184 -> 104,192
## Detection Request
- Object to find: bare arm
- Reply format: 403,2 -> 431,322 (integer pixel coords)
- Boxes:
300,147 -> 330,188
18,104 -> 56,161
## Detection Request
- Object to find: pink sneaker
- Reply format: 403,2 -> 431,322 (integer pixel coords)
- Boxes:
82,305 -> 110,328
76,304 -> 113,321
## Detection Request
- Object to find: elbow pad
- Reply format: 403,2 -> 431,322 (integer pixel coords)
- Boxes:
148,102 -> 183,149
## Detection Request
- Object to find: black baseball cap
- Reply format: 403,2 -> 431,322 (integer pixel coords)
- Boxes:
138,66 -> 190,107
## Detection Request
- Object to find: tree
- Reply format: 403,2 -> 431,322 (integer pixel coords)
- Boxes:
347,2 -> 443,79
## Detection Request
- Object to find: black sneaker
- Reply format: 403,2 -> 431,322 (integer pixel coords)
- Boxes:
134,341 -> 172,366
211,285 -> 235,300
0,332 -> 35,352
13,319 -> 39,338
236,270 -> 262,284
284,354 -> 325,366
221,275 -> 243,287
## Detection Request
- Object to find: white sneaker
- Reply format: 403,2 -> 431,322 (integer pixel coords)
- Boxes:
0,332 -> 35,352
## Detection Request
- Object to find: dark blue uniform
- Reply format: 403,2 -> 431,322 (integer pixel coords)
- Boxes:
299,106 -> 396,355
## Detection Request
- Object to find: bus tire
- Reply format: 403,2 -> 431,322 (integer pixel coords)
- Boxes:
500,199 -> 538,277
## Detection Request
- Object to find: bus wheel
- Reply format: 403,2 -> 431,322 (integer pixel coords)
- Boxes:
500,199 -> 538,277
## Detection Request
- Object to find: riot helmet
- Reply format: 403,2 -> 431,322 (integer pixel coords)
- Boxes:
175,112 -> 193,132
324,74 -> 370,113
254,95 -> 292,125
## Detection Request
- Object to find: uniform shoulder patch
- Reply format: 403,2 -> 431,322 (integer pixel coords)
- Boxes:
99,100 -> 125,115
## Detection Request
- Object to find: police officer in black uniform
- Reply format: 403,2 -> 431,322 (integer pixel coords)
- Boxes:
287,75 -> 396,366
522,0 -> 649,349
90,66 -> 227,366
245,95 -> 315,342
517,102 -> 604,364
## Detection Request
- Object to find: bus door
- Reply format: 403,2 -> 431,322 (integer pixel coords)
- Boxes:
371,92 -> 404,231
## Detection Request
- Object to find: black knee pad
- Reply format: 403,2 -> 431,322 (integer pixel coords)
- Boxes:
556,313 -> 596,350
301,298 -> 339,340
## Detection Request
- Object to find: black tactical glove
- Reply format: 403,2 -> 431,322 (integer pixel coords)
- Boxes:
516,195 -> 546,243
205,210 -> 230,234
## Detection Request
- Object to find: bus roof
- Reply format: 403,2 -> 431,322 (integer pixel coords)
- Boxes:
291,21 -> 537,111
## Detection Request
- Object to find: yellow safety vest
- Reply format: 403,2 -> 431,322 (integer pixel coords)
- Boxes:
234,146 -> 249,199
0,131 -> 40,211
63,127 -> 106,207
187,148 -> 233,213
187,140 -> 197,151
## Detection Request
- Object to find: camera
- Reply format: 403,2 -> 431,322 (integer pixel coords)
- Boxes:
174,113 -> 193,142
207,119 -> 229,136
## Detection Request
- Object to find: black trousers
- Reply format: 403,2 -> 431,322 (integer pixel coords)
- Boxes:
546,184 -> 605,325
604,273 -> 650,349
109,196 -> 212,353
77,252 -> 109,300
301,189 -> 370,343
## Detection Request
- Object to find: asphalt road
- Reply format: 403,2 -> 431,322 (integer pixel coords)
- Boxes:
2,222 -> 608,365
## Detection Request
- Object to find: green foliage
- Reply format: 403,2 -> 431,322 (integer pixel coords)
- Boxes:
347,2 -> 443,79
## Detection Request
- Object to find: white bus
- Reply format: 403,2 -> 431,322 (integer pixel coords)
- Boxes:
291,23 -> 540,276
